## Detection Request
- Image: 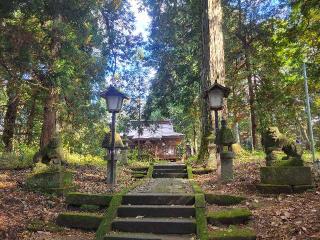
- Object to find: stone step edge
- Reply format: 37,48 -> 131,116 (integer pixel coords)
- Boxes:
104,232 -> 195,240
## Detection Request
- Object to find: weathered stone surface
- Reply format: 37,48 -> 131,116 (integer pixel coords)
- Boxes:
207,208 -> 252,225
205,194 -> 246,206
220,153 -> 233,182
112,218 -> 196,234
105,232 -> 195,240
256,184 -> 293,194
56,212 -> 103,230
215,120 -> 236,148
66,192 -> 112,207
123,193 -> 195,205
293,185 -> 316,193
260,167 -> 312,185
117,205 -> 195,218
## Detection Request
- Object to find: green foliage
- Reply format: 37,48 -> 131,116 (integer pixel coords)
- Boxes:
146,163 -> 154,178
63,151 -> 105,167
0,146 -> 36,170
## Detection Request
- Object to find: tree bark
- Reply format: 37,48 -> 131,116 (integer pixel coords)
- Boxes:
26,90 -> 38,145
40,88 -> 57,148
2,79 -> 20,152
197,0 -> 211,163
244,46 -> 257,149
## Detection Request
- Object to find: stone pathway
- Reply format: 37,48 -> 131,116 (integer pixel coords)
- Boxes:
105,163 -> 196,240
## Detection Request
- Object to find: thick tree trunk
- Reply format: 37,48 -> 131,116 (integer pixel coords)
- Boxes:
40,88 -> 57,148
244,46 -> 257,149
26,91 -> 38,145
2,80 -> 20,152
197,0 -> 211,163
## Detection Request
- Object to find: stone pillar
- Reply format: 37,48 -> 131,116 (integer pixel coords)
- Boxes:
105,151 -> 118,185
220,151 -> 234,182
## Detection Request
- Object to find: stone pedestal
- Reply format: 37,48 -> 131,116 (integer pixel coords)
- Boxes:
220,151 -> 234,182
105,153 -> 118,185
119,149 -> 128,165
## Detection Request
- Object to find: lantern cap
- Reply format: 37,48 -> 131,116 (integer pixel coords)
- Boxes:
100,85 -> 129,100
204,82 -> 231,98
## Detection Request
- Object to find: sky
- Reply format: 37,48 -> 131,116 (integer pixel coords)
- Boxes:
130,0 -> 151,41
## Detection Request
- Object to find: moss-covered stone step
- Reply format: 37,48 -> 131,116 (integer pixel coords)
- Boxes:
207,208 -> 252,225
117,205 -> 195,218
152,173 -> 188,178
256,184 -> 315,194
205,194 -> 246,206
132,173 -> 146,179
122,193 -> 195,205
153,169 -> 187,174
105,232 -> 195,240
208,226 -> 256,240
192,168 -> 214,175
56,212 -> 103,230
112,217 -> 196,234
66,192 -> 112,207
153,164 -> 187,170
130,167 -> 149,172
260,166 -> 312,185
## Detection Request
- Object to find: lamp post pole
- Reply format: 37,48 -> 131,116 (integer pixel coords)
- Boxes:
110,112 -> 116,185
303,63 -> 316,163
214,109 -> 220,153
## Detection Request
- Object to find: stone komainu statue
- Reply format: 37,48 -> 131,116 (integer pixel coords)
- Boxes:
215,120 -> 236,151
33,136 -> 63,165
261,127 -> 303,166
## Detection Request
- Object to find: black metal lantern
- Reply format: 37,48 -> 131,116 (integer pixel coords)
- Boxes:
101,85 -> 128,113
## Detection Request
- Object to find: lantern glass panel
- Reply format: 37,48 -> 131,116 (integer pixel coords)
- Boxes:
106,95 -> 123,112
208,88 -> 224,110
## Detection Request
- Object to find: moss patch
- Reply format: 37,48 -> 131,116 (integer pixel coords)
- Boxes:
207,208 -> 252,225
146,163 -> 154,178
80,204 -> 101,212
195,194 -> 208,240
66,192 -> 112,207
56,212 -> 103,230
187,165 -> 194,179
27,220 -> 63,232
209,226 -> 256,240
133,173 -> 145,179
272,159 -> 304,167
205,194 -> 246,206
260,166 -> 312,185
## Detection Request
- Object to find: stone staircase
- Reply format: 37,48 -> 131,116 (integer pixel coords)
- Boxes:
105,193 -> 196,239
152,164 -> 188,179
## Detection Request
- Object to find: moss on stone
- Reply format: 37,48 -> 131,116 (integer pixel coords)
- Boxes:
27,220 -> 63,232
56,212 -> 103,230
256,184 -> 293,194
195,194 -> 208,240
192,168 -> 214,175
187,165 -> 193,179
209,226 -> 256,240
207,208 -> 252,225
133,173 -> 145,179
205,194 -> 246,206
190,180 -> 203,194
146,163 -> 154,178
66,192 -> 112,207
80,204 -> 101,212
272,159 -> 304,167
131,167 -> 149,172
260,166 -> 312,185
25,169 -> 74,195
95,179 -> 145,240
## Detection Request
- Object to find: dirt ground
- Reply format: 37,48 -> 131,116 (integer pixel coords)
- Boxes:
0,165 -> 134,240
194,160 -> 320,240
